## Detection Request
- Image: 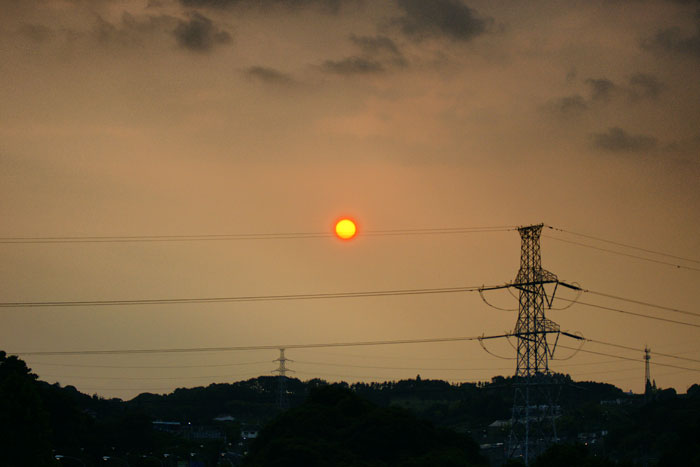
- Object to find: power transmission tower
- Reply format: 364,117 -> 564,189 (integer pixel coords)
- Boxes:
482,223 -> 580,464
508,224 -> 562,464
644,345 -> 652,398
273,348 -> 293,410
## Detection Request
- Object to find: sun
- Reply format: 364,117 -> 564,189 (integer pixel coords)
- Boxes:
334,218 -> 357,240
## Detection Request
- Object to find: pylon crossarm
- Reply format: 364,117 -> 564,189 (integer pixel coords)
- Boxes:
557,281 -> 582,291
478,283 -> 512,292
560,331 -> 585,341
510,281 -> 558,294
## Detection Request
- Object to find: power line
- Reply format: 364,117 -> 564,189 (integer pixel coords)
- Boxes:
583,289 -> 700,319
27,360 -> 271,369
294,349 -> 489,362
546,225 -> 700,264
11,333 -> 512,356
294,360 -> 512,372
0,226 -> 515,244
582,338 -> 700,365
572,366 -> 641,377
0,285 -> 490,308
39,371 -> 265,381
550,359 -> 636,367
556,297 -> 700,329
542,235 -> 700,272
558,344 -> 700,373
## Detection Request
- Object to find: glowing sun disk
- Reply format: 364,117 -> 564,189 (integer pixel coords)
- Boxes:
335,218 -> 357,240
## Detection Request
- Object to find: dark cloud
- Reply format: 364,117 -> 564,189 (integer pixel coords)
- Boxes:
179,0 -> 345,13
245,66 -> 295,85
394,0 -> 488,41
349,34 -> 407,67
548,95 -> 589,116
628,73 -> 664,99
547,71 -> 663,118
582,74 -> 663,104
321,34 -> 406,75
92,12 -> 176,48
585,78 -> 617,102
350,34 -> 400,56
643,10 -> 700,58
591,127 -> 658,153
174,12 -> 232,52
321,56 -> 384,74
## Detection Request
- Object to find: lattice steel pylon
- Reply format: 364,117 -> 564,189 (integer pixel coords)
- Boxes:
507,224 -> 562,464
273,348 -> 293,410
644,345 -> 652,398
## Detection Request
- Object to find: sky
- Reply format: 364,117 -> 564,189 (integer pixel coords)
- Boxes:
1,0 -> 699,401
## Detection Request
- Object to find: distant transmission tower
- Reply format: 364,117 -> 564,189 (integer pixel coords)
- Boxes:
482,223 -> 580,464
644,345 -> 652,397
273,348 -> 293,410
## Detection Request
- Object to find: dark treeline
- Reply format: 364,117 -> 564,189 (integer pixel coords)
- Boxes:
1,351 -> 698,466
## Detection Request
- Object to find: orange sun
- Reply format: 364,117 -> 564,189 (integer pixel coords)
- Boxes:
334,218 -> 357,240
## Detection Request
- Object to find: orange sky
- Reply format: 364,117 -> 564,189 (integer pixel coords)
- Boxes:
1,0 -> 699,400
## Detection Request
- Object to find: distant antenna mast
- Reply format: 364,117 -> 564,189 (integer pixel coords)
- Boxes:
273,348 -> 293,410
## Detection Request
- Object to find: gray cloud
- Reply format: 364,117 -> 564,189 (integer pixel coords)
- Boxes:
174,12 -> 232,52
349,34 -> 407,67
178,0 -> 346,13
394,0 -> 488,42
585,78 -> 618,102
552,74 -> 663,115
321,34 -> 406,75
628,73 -> 664,99
548,95 -> 589,116
643,10 -> 700,58
92,12 -> 176,48
350,34 -> 400,56
591,127 -> 658,153
245,66 -> 295,85
321,56 -> 384,74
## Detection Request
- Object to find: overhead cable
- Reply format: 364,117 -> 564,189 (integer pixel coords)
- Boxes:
546,225 -> 700,264
556,297 -> 700,329
11,333 -> 512,356
582,338 -> 700,365
558,344 -> 700,373
0,226 -> 516,244
288,360 -> 511,372
27,360 -> 271,369
39,371 -> 264,381
0,285 -> 489,308
582,289 -> 700,319
542,235 -> 700,272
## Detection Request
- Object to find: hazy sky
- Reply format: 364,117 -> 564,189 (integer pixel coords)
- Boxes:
1,0 -> 699,400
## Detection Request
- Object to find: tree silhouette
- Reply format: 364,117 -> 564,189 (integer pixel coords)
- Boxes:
0,351 -> 55,466
243,384 -> 488,467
